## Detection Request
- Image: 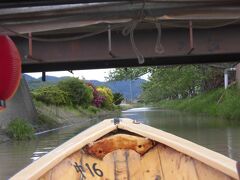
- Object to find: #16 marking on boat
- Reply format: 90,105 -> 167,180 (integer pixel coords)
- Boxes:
73,162 -> 104,178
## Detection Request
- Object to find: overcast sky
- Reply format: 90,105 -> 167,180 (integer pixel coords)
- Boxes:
26,68 -> 149,82
26,69 -> 113,81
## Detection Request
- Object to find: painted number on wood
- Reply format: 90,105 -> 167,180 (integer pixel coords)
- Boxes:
74,162 -> 103,178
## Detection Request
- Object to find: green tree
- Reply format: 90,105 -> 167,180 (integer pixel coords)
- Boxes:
107,67 -> 152,102
141,65 -> 209,103
107,67 -> 150,81
58,77 -> 93,107
106,64 -> 226,104
32,85 -> 70,106
113,93 -> 124,105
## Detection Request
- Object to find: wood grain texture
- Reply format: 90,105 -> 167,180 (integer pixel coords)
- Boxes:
40,151 -> 82,180
85,134 -> 154,159
194,159 -> 232,180
11,119 -> 117,180
140,145 -> 164,179
38,144 -> 235,180
11,119 -> 239,180
118,118 -> 239,179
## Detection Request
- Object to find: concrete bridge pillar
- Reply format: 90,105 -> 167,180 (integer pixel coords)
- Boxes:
0,77 -> 37,129
236,63 -> 240,89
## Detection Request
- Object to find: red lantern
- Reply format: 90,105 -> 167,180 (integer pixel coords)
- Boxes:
0,35 -> 21,110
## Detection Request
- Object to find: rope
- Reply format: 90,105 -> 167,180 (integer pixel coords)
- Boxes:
0,23 -> 125,42
154,22 -> 165,54
1,0 -> 238,64
122,0 -> 146,64
122,0 -> 164,64
150,18 -> 240,29
122,20 -> 145,64
122,20 -> 165,64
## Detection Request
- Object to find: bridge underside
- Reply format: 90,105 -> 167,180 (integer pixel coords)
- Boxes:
1,0 -> 240,72
13,25 -> 240,72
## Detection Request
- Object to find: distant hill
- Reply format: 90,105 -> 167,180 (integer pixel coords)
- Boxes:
87,79 -> 146,100
37,76 -> 69,82
24,74 -> 36,81
23,75 -> 69,90
23,74 -> 146,100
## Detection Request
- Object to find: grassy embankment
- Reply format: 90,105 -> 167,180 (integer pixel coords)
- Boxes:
34,100 -> 122,132
157,86 -> 240,121
5,101 -> 121,141
5,78 -> 124,141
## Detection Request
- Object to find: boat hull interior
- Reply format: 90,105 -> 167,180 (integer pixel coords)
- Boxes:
40,132 -> 234,180
11,119 -> 239,180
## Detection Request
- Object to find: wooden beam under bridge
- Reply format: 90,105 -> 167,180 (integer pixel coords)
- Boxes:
21,53 -> 240,73
13,25 -> 240,73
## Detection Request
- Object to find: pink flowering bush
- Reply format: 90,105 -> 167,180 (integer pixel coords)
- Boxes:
96,86 -> 114,109
87,83 -> 105,107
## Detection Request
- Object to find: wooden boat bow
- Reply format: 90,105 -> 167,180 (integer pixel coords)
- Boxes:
11,118 -> 240,180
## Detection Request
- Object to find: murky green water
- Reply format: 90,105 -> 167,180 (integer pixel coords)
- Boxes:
122,107 -> 240,160
0,119 -> 100,179
0,107 -> 240,179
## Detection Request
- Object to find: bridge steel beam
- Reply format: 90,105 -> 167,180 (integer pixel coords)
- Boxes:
21,53 -> 240,73
13,25 -> 240,73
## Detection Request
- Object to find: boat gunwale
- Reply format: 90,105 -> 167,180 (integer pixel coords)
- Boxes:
11,118 -> 239,180
10,119 -> 117,180
118,118 -> 239,179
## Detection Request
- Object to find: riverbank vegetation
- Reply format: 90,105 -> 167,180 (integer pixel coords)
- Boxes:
7,118 -> 34,140
157,86 -> 240,121
108,64 -> 240,121
32,77 -> 122,110
31,77 -> 123,131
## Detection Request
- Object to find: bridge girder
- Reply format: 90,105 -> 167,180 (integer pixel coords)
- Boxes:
14,25 -> 240,72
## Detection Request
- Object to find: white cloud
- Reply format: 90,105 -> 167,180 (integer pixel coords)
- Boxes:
26,69 -> 114,82
26,68 -> 149,81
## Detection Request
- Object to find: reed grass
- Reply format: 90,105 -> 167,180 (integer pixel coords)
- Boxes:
7,118 -> 34,140
158,86 -> 240,121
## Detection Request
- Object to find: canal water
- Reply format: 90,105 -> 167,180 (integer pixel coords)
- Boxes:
0,107 -> 240,179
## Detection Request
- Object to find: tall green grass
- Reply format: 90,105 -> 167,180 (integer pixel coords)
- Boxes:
7,118 -> 34,140
158,86 -> 240,121
37,113 -> 59,129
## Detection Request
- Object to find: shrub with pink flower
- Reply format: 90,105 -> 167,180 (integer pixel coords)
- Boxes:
87,83 -> 105,107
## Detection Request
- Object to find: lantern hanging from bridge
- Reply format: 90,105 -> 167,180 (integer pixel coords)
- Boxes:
0,35 -> 21,110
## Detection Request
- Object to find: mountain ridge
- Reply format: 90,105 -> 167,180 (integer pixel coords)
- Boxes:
23,74 -> 146,100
